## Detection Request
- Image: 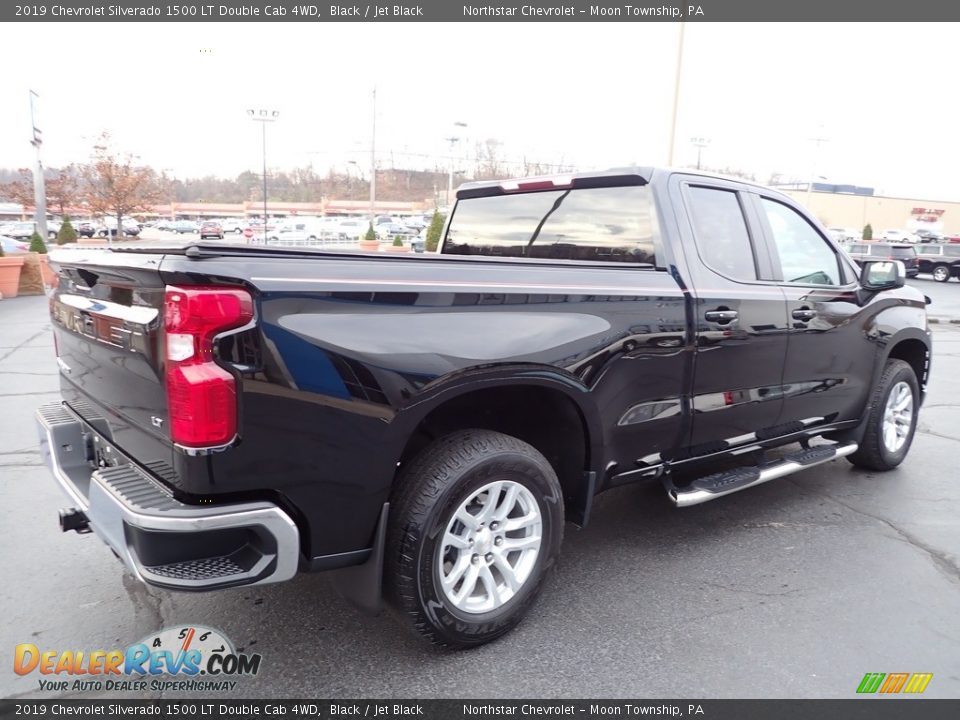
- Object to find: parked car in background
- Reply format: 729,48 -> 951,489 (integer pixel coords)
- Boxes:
219,218 -> 247,234
2,221 -> 56,241
845,242 -> 919,277
915,243 -> 960,282
200,221 -> 224,240
76,222 -> 96,238
335,218 -> 367,241
827,227 -> 858,242
881,229 -> 919,244
171,220 -> 200,234
0,235 -> 29,253
376,222 -> 417,241
97,223 -> 140,238
914,229 -> 946,244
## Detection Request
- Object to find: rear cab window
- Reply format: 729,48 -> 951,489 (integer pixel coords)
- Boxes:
442,185 -> 659,265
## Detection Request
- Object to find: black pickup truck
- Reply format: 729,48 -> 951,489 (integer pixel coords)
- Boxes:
37,168 -> 931,648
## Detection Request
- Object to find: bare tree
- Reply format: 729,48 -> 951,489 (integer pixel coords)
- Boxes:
80,134 -> 163,238
0,169 -> 35,207
46,165 -> 81,216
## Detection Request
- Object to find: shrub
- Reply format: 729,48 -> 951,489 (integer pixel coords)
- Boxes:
364,223 -> 377,242
57,216 -> 77,245
425,210 -> 445,253
29,231 -> 48,254
863,223 -> 873,241
393,235 -> 404,247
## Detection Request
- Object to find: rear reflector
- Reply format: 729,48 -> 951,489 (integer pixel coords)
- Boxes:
164,286 -> 253,448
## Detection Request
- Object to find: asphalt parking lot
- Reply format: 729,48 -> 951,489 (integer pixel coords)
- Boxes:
2,286 -> 959,700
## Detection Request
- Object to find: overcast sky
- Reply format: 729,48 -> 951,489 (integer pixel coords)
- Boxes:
1,22 -> 957,200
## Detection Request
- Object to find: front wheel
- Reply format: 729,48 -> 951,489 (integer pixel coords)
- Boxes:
933,265 -> 950,282
385,430 -> 564,648
848,359 -> 919,471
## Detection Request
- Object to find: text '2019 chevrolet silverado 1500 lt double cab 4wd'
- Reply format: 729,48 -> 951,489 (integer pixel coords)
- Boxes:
37,168 -> 931,647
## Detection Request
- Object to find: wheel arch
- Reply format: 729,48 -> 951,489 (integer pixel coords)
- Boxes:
390,369 -> 605,527
882,328 -> 931,399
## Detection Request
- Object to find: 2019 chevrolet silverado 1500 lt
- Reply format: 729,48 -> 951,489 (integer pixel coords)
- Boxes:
37,168 -> 931,648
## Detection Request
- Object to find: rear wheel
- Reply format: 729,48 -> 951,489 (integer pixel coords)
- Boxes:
848,359 -> 919,471
933,264 -> 950,282
385,430 -> 563,648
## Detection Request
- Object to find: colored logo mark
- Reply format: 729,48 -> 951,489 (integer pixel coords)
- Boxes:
857,672 -> 933,694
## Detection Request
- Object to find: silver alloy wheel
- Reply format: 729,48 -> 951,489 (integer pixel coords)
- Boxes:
933,266 -> 949,282
437,480 -> 542,614
882,381 -> 914,453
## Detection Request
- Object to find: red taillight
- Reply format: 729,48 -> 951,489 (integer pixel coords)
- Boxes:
163,286 -> 253,448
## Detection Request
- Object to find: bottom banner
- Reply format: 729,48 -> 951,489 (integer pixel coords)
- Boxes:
2,700 -> 959,720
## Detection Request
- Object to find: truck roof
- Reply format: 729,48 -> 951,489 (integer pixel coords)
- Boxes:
456,166 -> 782,200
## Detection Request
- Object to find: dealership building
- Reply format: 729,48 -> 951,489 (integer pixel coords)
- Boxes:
778,183 -> 959,235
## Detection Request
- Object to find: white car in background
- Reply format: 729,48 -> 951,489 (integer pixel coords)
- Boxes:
827,227 -> 859,242
335,218 -> 367,241
220,218 -> 247,234
881,229 -> 919,244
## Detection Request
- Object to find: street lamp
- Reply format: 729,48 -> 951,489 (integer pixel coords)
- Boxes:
446,121 -> 468,207
247,108 -> 279,238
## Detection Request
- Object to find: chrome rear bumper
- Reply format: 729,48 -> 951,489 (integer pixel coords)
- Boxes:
36,402 -> 299,591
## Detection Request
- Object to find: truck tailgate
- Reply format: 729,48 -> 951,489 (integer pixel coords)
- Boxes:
49,250 -> 176,482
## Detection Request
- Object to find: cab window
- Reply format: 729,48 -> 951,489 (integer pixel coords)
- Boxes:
761,199 -> 842,285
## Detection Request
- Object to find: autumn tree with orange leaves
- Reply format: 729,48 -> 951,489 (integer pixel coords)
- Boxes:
81,134 -> 163,239
1,166 -> 81,216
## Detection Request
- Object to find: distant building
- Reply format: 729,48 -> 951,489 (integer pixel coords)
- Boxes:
781,189 -> 960,235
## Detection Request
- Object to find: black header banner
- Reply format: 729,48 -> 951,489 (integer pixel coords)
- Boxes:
4,0 -> 960,22
2,700 -> 960,720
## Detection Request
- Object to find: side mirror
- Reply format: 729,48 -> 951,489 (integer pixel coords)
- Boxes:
860,260 -> 905,290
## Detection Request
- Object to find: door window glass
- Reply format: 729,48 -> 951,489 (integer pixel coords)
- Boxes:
686,187 -> 757,281
761,199 -> 842,285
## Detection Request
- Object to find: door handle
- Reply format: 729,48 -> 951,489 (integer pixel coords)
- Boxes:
704,309 -> 738,324
791,308 -> 816,321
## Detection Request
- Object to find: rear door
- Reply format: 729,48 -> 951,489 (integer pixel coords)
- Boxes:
669,175 -> 790,449
752,194 -> 874,429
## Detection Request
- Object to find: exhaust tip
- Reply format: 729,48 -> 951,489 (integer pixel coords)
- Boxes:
59,507 -> 90,533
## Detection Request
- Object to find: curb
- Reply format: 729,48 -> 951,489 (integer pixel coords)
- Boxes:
928,317 -> 960,324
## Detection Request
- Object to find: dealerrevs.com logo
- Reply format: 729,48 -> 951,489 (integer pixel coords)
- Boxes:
14,625 -> 262,693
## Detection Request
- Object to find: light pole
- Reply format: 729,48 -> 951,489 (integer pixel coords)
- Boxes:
446,121 -> 468,207
690,136 -> 710,170
370,87 -> 377,227
247,108 -> 279,238
667,22 -> 685,166
29,90 -> 48,240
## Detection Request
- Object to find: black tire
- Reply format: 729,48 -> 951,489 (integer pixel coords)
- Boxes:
385,429 -> 564,648
932,265 -> 950,282
847,359 -> 919,471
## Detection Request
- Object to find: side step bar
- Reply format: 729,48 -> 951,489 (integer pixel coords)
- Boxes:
665,442 -> 858,508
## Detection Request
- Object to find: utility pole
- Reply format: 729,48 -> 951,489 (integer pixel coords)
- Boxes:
29,90 -> 48,240
806,130 -> 829,208
690,136 -> 710,170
